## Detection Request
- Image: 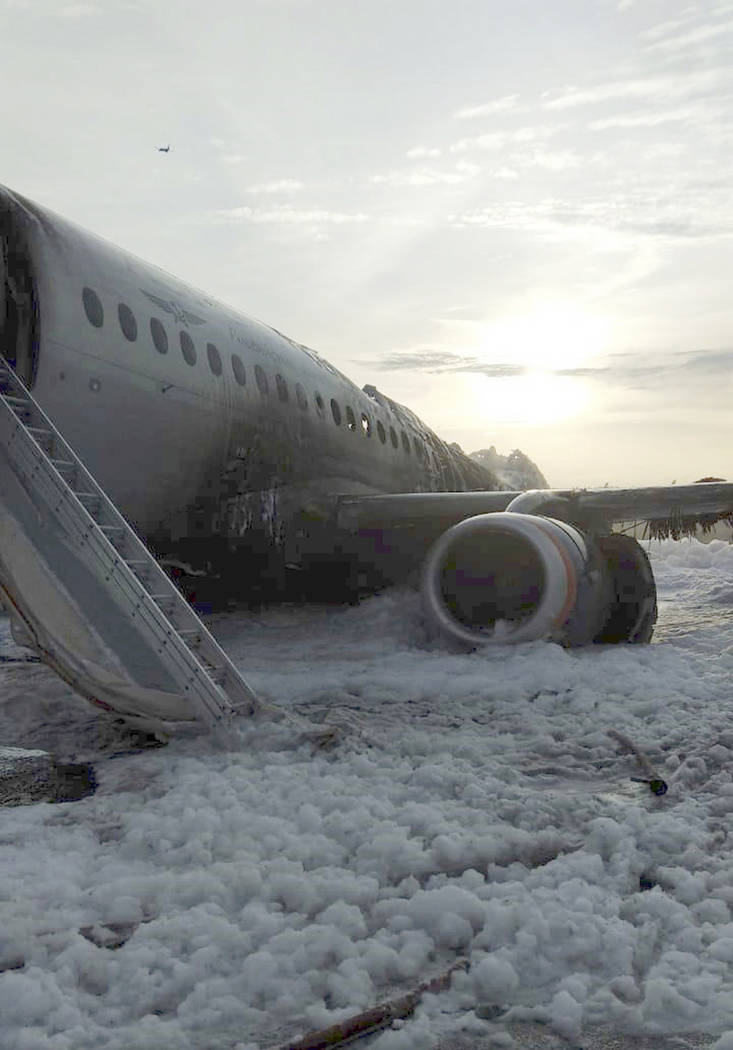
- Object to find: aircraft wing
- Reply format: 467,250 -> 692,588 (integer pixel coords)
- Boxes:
336,481 -> 733,539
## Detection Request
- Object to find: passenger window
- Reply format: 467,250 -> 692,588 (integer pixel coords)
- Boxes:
345,406 -> 356,432
180,330 -> 196,366
361,413 -> 371,437
82,287 -> 104,328
207,343 -> 222,376
231,354 -> 246,386
331,399 -> 342,425
401,431 -> 411,454
413,436 -> 423,459
315,393 -> 325,415
276,374 -> 289,402
118,303 -> 137,342
389,426 -> 398,449
377,421 -> 386,444
296,382 -> 308,410
255,364 -> 269,395
150,317 -> 168,354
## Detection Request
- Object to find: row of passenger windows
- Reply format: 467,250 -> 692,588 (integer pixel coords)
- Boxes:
82,286 -> 429,460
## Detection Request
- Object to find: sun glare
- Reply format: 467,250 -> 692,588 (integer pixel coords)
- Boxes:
456,302 -> 608,426
464,371 -> 592,426
473,302 -> 610,372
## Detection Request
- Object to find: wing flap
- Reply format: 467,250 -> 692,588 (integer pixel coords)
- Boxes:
336,482 -> 733,538
568,482 -> 733,538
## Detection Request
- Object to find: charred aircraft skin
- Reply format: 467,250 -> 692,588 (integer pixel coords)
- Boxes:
0,186 -> 498,598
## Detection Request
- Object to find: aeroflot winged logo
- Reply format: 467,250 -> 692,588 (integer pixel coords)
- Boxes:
141,290 -> 206,328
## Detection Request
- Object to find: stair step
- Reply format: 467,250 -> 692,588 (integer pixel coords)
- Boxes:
149,594 -> 177,613
125,560 -> 150,581
50,458 -> 76,474
27,426 -> 53,446
6,396 -> 32,413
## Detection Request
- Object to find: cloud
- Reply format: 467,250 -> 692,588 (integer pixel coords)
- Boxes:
212,205 -> 369,225
517,150 -> 582,171
246,179 -> 305,194
612,218 -> 724,239
589,105 -> 713,130
59,2 -> 99,13
449,131 -> 505,154
409,125 -> 564,162
448,202 -> 553,232
554,367 -> 611,377
374,348 -> 526,377
406,145 -> 443,159
560,348 -> 733,390
448,191 -> 731,241
6,0 -> 101,11
641,14 -> 700,42
453,95 -> 522,120
492,166 -> 519,179
448,124 -> 562,155
643,17 -> 733,54
374,347 -> 733,398
542,69 -> 727,110
370,162 -> 480,187
439,305 -> 481,316
670,348 -> 733,374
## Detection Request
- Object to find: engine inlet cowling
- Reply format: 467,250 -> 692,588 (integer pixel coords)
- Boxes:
421,512 -> 655,648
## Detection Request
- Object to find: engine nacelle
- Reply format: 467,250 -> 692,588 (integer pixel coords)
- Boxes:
421,512 -> 657,648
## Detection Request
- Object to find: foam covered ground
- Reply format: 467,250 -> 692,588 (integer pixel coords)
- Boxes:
1,538 -> 733,1050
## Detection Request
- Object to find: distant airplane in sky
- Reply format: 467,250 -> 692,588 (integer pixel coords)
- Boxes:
157,145 -> 170,153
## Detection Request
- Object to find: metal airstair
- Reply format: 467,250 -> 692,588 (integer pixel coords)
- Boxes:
0,362 -> 262,733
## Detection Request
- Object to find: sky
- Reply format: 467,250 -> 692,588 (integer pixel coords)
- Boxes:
1,0 -> 732,487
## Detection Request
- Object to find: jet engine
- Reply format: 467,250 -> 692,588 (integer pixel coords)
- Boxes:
421,509 -> 657,648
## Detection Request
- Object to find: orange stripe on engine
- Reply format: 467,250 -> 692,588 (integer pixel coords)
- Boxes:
533,520 -> 578,629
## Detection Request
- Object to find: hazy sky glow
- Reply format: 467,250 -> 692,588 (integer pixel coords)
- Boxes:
2,0 -> 731,486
